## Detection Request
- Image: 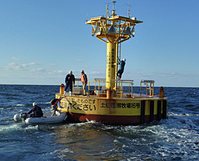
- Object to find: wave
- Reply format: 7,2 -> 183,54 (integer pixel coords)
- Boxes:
0,123 -> 38,134
168,112 -> 199,117
39,102 -> 51,105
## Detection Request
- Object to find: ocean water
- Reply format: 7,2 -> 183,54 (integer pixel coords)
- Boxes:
0,85 -> 199,161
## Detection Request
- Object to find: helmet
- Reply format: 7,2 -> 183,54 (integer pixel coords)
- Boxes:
81,70 -> 84,73
33,102 -> 37,106
122,58 -> 126,62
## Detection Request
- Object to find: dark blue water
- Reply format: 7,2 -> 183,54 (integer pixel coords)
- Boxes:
0,85 -> 199,161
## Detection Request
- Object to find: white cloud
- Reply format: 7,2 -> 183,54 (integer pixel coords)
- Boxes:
50,70 -> 65,75
11,57 -> 20,61
22,62 -> 39,67
55,70 -> 64,74
47,63 -> 57,66
88,70 -> 105,76
4,61 -> 63,76
7,62 -> 23,70
75,59 -> 83,62
31,68 -> 46,72
6,62 -> 39,70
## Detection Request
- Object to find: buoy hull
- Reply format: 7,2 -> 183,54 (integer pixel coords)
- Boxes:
57,95 -> 167,125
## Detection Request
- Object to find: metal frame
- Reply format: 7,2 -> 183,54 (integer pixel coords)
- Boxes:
140,80 -> 155,97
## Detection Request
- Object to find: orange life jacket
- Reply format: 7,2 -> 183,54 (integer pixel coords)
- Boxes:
53,99 -> 60,108
81,74 -> 87,83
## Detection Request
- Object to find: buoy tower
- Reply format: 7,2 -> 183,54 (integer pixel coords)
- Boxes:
86,1 -> 142,93
55,1 -> 168,125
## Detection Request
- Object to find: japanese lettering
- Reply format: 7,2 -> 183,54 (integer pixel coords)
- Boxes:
100,102 -> 140,109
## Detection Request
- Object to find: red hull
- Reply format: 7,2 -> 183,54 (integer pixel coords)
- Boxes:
66,113 -> 165,125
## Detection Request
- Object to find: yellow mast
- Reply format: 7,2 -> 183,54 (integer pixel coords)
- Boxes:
86,1 -> 142,90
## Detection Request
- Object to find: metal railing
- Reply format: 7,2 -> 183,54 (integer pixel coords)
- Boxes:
88,78 -> 106,95
140,80 -> 155,97
111,79 -> 134,98
88,78 -> 134,98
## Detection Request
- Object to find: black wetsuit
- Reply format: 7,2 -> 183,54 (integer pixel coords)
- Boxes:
28,106 -> 43,117
117,60 -> 126,79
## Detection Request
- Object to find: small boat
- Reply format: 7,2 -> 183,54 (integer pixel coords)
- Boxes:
13,111 -> 67,125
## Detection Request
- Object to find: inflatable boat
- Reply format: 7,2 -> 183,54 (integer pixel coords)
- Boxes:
14,111 -> 67,125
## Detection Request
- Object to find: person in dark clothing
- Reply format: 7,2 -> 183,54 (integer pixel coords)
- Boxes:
28,102 -> 43,117
117,58 -> 126,79
64,71 -> 75,96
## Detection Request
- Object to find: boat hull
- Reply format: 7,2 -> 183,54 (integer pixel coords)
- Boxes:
25,112 -> 67,124
57,94 -> 167,125
14,111 -> 67,125
66,113 -> 165,125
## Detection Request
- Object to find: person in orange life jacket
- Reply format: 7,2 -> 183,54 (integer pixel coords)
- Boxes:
51,99 -> 61,116
64,71 -> 75,96
28,102 -> 43,117
81,70 -> 88,96
117,58 -> 126,79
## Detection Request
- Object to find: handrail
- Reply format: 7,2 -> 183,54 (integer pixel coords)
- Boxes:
75,78 -> 81,87
140,80 -> 155,97
88,78 -> 134,98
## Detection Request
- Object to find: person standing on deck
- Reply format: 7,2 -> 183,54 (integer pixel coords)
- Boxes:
64,71 -> 75,96
81,70 -> 88,96
117,58 -> 126,79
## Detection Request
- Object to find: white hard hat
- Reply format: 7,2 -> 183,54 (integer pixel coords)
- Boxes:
33,102 -> 37,106
122,58 -> 126,62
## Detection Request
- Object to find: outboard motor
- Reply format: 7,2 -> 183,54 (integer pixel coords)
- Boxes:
13,113 -> 28,122
13,114 -> 22,122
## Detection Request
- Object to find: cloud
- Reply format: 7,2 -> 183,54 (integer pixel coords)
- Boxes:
152,72 -> 187,78
7,62 -> 23,70
0,66 -> 4,71
4,61 -> 65,76
47,63 -> 57,66
11,57 -> 20,61
89,70 -> 105,76
6,62 -> 39,70
22,62 -> 39,67
31,68 -> 46,72
75,59 -> 83,62
51,70 -> 65,75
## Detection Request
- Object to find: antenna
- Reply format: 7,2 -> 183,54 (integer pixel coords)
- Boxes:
106,3 -> 109,18
127,4 -> 130,18
111,1 -> 116,17
126,0 -> 131,18
86,13 -> 88,22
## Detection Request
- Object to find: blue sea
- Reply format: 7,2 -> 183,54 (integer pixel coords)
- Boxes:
0,85 -> 199,161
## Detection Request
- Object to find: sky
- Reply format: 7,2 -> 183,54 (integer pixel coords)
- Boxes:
0,0 -> 199,87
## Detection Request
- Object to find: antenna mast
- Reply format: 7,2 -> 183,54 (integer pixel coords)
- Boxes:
106,3 -> 109,18
111,1 -> 116,17
127,4 -> 130,18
